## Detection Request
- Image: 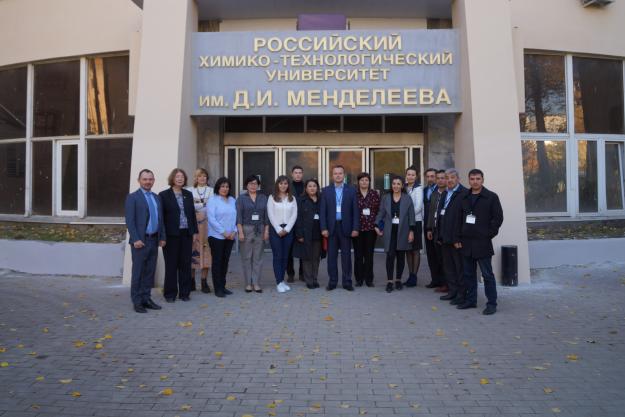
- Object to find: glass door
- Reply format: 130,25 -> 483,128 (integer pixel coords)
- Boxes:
55,141 -> 80,215
326,148 -> 365,187
239,148 -> 278,196
283,148 -> 321,183
370,148 -> 409,192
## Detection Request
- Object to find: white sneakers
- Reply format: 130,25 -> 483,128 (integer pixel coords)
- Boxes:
276,281 -> 291,293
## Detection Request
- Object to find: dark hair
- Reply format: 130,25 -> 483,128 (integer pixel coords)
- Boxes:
435,169 -> 446,175
168,168 -> 188,187
405,165 -> 418,174
213,177 -> 232,197
137,169 -> 154,179
244,174 -> 260,188
273,175 -> 293,202
357,172 -> 371,189
304,178 -> 320,200
391,175 -> 407,194
291,165 -> 303,173
331,165 -> 345,173
468,168 -> 484,178
424,168 -> 437,175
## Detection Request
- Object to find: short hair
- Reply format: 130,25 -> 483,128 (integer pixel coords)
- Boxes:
424,168 -> 437,175
291,165 -> 303,173
445,168 -> 459,177
168,168 -> 188,187
468,168 -> 484,178
273,175 -> 293,202
357,172 -> 371,189
331,165 -> 345,173
193,168 -> 210,187
137,169 -> 154,180
303,178 -> 321,199
435,169 -> 446,175
244,174 -> 260,188
213,177 -> 232,197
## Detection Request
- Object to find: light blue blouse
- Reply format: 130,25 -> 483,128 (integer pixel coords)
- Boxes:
206,196 -> 237,240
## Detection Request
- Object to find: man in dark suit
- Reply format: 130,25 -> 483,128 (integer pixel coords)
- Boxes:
125,169 -> 166,313
458,169 -> 504,315
320,165 -> 360,291
435,168 -> 468,306
422,168 -> 441,288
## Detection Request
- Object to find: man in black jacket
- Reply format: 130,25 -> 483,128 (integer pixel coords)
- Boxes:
435,168 -> 468,306
287,165 -> 305,282
457,169 -> 504,315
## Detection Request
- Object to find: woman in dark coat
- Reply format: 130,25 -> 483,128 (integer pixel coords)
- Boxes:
293,179 -> 325,289
159,168 -> 199,302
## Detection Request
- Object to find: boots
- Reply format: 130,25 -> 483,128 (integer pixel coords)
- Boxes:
404,273 -> 417,287
201,278 -> 211,294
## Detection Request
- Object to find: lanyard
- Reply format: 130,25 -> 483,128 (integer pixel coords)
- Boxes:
443,189 -> 454,209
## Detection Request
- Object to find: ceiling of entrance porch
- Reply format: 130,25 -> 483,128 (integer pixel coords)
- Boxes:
131,0 -> 452,19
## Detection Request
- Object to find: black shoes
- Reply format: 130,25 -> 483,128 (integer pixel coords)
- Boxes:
483,305 -> 497,315
439,293 -> 456,301
223,288 -> 233,295
457,302 -> 477,310
214,290 -> 226,298
306,283 -> 316,289
343,285 -> 354,291
450,297 -> 464,306
326,285 -> 336,291
143,299 -> 162,310
313,282 -> 320,288
355,281 -> 364,287
365,281 -> 374,287
403,274 -> 417,287
200,279 -> 211,294
165,298 -> 175,303
395,281 -> 403,290
286,276 -> 295,283
180,296 -> 190,302
425,282 -> 438,289
386,282 -> 394,293
133,304 -> 147,313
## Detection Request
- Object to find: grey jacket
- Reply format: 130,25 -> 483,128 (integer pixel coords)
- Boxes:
426,188 -> 444,232
375,193 -> 416,252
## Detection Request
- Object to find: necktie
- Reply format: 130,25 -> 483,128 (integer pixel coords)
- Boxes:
146,193 -> 158,234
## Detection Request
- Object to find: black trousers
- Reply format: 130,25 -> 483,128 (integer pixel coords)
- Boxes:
163,229 -> 193,300
425,234 -> 444,286
352,230 -> 377,285
386,244 -> 406,281
209,237 -> 234,292
441,243 -> 465,300
286,239 -> 303,278
130,236 -> 158,305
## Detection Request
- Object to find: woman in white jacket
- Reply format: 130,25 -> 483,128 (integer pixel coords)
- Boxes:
267,175 -> 298,293
404,166 -> 424,287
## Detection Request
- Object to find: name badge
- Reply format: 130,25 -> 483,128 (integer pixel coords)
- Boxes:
466,214 -> 476,224
313,214 -> 320,220
362,208 -> 371,216
392,217 -> 400,225
440,209 -> 446,216
336,205 -> 342,213
251,214 -> 260,221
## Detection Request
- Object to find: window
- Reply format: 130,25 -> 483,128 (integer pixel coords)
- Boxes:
522,140 -> 567,213
0,67 -> 27,140
520,55 -> 567,133
573,57 -> 624,134
343,115 -> 382,133
307,116 -> 340,132
265,116 -> 304,133
0,143 -> 26,213
577,140 -> 598,213
87,56 -> 133,135
385,116 -> 424,133
34,61 -> 80,137
32,141 -> 53,215
605,142 -> 625,210
87,139 -> 133,216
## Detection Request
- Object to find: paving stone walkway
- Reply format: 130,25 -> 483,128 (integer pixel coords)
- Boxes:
0,254 -> 624,417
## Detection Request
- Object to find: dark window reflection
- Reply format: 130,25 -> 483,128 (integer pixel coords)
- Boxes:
87,56 -> 133,135
34,61 -> 80,137
0,67 -> 27,140
224,116 -> 263,132
61,144 -> 78,211
578,140 -> 598,213
343,115 -> 382,132
605,142 -> 625,210
266,116 -> 304,132
520,54 -> 567,133
522,140 -> 567,212
573,57 -> 624,134
307,116 -> 340,132
32,141 -> 53,215
0,142 -> 26,213
385,116 -> 424,133
87,139 -> 133,216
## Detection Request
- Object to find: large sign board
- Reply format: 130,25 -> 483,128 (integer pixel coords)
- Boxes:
192,29 -> 460,115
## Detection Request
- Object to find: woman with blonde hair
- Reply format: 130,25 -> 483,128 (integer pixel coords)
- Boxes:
186,168 -> 214,293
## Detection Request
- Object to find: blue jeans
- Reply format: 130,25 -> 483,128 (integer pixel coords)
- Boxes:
269,229 -> 294,284
463,256 -> 497,307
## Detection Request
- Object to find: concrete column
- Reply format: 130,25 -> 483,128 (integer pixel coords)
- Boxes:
123,0 -> 198,286
452,0 -> 531,284
197,116 -> 223,184
426,114 -> 455,170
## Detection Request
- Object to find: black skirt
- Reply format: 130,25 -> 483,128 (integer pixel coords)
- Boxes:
409,222 -> 423,251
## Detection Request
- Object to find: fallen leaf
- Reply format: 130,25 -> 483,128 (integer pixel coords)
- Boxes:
435,329 -> 445,337
566,354 -> 579,361
59,379 -> 72,384
180,404 -> 192,411
42,327 -> 49,333
310,403 -> 321,409
267,402 -> 276,409
431,306 -> 438,311
35,376 -> 44,381
198,330 -> 205,336
532,366 -> 547,371
160,375 -> 168,381
103,334 -> 113,340
544,387 -> 554,394
31,404 -> 40,410
480,378 -> 489,385
388,383 -> 398,388
71,391 -> 81,397
94,343 -> 103,350
410,403 -> 420,409
214,352 -> 223,358
359,408 -> 367,415
127,368 -> 134,373
241,415 -> 254,417
551,407 -> 561,413
324,316 -> 334,321
0,362 -> 8,367
340,403 -> 350,408
0,347 -> 6,353
73,340 -> 86,348
178,321 -> 193,328
160,388 -> 173,396
226,395 -> 236,401
462,341 -> 469,347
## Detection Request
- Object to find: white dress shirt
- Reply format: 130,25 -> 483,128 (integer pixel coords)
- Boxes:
267,195 -> 298,233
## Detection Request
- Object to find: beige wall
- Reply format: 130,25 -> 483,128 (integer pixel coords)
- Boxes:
511,0 -> 625,57
0,0 -> 141,68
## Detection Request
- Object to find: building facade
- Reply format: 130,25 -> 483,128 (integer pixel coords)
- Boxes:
1,0 -> 624,284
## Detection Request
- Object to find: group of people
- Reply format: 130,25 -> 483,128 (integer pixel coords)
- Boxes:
125,164 -> 503,316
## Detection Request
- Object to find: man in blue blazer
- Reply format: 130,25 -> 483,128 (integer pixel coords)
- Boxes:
125,169 -> 166,313
320,165 -> 360,291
